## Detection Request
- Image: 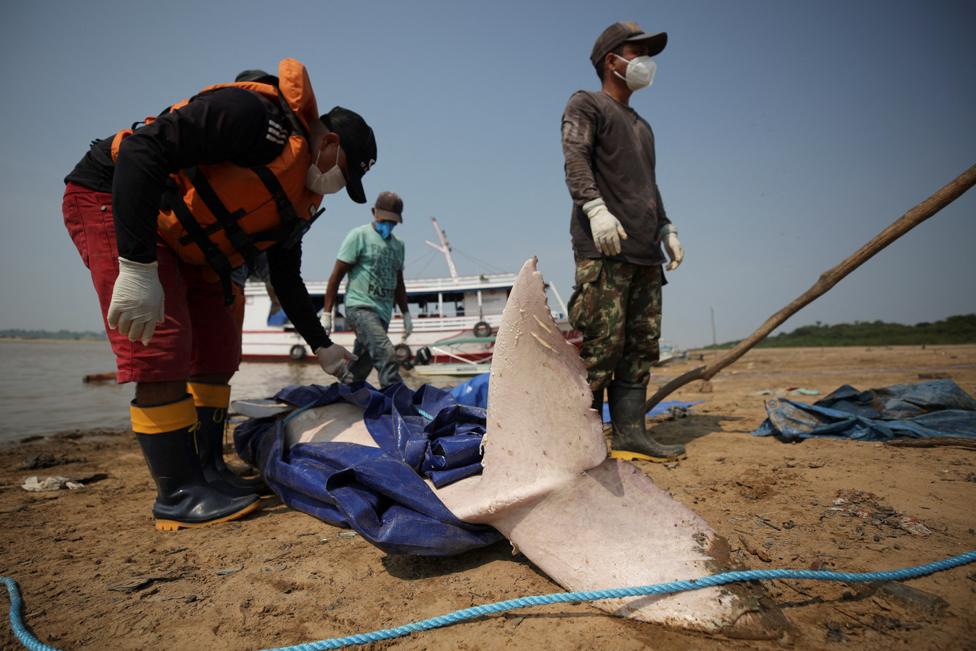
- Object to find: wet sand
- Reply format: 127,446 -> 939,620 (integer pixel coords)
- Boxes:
1,345 -> 974,650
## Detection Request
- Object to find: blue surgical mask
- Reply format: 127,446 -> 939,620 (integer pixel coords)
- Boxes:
374,221 -> 395,240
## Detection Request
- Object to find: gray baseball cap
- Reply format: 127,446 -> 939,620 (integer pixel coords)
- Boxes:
373,191 -> 403,223
590,21 -> 667,70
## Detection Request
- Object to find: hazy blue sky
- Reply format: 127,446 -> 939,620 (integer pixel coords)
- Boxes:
1,1 -> 973,348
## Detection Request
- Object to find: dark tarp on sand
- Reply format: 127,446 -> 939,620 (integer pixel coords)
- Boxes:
234,382 -> 501,556
754,379 -> 976,441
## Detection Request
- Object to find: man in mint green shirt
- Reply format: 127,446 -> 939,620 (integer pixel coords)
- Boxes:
322,191 -> 412,387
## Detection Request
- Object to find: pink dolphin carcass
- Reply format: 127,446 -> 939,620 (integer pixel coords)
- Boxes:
284,258 -> 790,639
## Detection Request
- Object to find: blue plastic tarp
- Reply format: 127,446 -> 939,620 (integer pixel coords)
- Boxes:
234,382 -> 502,556
753,379 -> 976,441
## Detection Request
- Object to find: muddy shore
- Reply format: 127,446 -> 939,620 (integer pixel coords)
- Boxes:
2,345 -> 974,650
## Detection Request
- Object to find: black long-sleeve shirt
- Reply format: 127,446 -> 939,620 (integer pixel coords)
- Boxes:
561,90 -> 670,265
65,87 -> 331,351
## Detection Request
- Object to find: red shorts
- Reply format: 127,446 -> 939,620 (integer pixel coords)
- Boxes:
62,183 -> 242,383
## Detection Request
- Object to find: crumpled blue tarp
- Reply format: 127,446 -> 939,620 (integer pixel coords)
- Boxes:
234,382 -> 501,556
450,373 -> 703,422
753,379 -> 976,441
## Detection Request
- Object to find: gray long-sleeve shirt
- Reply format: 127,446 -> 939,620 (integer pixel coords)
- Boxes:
561,90 -> 670,265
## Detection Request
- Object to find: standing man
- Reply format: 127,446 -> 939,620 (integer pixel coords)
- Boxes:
562,22 -> 686,462
62,58 -> 373,530
321,191 -> 412,388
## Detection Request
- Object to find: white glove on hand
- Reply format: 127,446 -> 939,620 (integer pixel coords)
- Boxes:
315,343 -> 357,377
107,258 -> 165,345
583,198 -> 627,257
663,231 -> 684,271
402,312 -> 413,341
321,311 -> 333,335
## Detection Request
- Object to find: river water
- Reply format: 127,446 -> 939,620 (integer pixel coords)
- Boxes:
0,339 -> 460,443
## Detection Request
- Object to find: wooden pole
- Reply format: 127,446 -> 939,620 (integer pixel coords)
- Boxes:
645,163 -> 976,413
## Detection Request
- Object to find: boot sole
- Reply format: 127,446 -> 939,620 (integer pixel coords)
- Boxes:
154,500 -> 261,531
610,450 -> 686,463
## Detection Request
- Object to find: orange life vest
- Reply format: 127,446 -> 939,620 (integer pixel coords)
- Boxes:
110,58 -> 323,296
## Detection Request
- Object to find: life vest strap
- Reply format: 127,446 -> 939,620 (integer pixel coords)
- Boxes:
174,219 -> 290,247
161,190 -> 236,305
251,166 -> 308,249
185,167 -> 262,271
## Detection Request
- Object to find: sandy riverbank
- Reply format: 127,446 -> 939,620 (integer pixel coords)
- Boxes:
2,345 -> 974,650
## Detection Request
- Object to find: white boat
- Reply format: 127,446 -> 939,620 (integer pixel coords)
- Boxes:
241,219 -> 574,366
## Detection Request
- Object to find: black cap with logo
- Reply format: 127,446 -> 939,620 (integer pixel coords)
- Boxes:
320,106 -> 377,204
590,21 -> 667,71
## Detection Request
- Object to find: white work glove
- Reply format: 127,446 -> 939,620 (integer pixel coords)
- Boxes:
315,343 -> 357,377
321,311 -> 333,335
583,198 -> 627,257
107,257 -> 165,345
402,312 -> 413,341
659,225 -> 684,271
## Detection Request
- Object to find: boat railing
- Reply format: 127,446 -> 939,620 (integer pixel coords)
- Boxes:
386,315 -> 495,333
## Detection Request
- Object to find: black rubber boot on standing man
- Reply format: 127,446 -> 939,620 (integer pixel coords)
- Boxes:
132,396 -> 260,531
607,381 -> 686,462
189,383 -> 271,497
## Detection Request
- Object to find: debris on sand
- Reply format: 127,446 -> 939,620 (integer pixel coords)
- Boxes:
20,473 -> 108,492
21,475 -> 85,491
825,489 -> 932,538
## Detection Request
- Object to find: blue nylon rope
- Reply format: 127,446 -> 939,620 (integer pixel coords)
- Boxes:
1,577 -> 59,651
5,550 -> 975,651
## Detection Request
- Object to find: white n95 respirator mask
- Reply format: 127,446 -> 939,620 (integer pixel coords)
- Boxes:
613,54 -> 657,91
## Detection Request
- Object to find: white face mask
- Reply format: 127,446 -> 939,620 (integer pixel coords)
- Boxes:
305,145 -> 346,196
613,54 -> 657,91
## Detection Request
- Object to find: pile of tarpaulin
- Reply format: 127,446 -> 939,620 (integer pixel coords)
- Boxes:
235,382 -> 501,556
754,379 -> 976,441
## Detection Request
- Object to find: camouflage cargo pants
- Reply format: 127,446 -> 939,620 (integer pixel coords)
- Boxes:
568,258 -> 663,392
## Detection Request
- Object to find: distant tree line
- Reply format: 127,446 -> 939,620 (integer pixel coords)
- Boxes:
0,329 -> 106,340
707,314 -> 976,349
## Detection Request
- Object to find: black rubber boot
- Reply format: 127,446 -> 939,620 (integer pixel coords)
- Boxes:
194,407 -> 271,497
136,427 -> 261,531
607,381 -> 686,462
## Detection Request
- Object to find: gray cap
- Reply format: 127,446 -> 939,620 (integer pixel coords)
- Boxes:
590,21 -> 667,70
373,191 -> 403,223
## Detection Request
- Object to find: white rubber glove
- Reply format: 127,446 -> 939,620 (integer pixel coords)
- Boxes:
659,225 -> 684,271
321,311 -> 333,335
107,258 -> 165,345
402,312 -> 413,341
583,198 -> 627,257
315,343 -> 357,377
